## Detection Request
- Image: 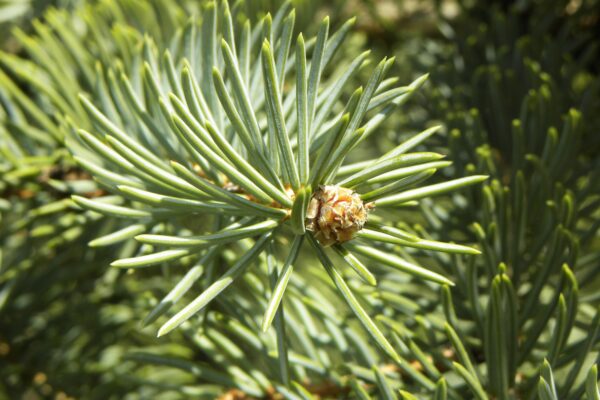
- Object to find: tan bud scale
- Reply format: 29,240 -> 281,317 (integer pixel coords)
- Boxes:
306,185 -> 374,247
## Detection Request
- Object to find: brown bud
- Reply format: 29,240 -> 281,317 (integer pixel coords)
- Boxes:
306,185 -> 373,247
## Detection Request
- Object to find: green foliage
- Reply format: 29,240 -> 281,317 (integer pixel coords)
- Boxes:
389,0 -> 600,398
1,0 -> 599,399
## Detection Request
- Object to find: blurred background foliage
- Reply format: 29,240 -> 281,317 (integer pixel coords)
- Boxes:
0,0 -> 598,399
